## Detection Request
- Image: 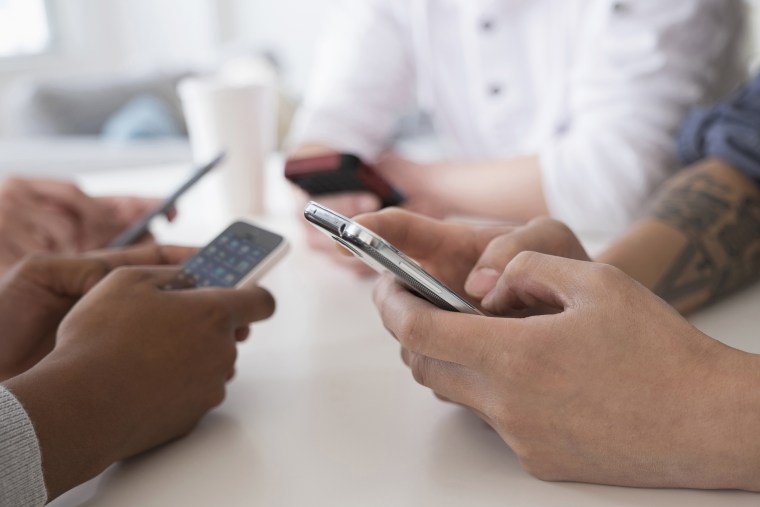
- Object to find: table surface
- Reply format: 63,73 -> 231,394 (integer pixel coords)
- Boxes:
48,160 -> 760,506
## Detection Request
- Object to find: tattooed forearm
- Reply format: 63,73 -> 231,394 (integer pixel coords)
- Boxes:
650,159 -> 760,310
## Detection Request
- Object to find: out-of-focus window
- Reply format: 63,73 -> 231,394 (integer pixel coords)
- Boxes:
0,0 -> 52,58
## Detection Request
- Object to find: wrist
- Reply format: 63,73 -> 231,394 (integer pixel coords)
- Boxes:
677,339 -> 760,491
4,354 -> 124,500
718,349 -> 760,491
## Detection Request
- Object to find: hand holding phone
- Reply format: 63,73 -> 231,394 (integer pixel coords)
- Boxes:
286,153 -> 405,208
304,202 -> 482,315
108,152 -> 225,248
165,221 -> 289,290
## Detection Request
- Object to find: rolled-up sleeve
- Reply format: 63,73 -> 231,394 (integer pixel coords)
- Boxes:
679,74 -> 760,187
0,386 -> 46,507
287,0 -> 415,162
540,0 -> 743,234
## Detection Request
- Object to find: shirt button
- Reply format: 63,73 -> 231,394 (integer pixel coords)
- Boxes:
489,84 -> 503,97
480,19 -> 495,32
611,2 -> 629,14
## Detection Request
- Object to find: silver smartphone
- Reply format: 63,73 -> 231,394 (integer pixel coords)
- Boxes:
165,221 -> 289,290
304,202 -> 483,315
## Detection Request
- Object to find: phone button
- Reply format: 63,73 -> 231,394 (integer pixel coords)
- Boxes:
398,262 -> 443,295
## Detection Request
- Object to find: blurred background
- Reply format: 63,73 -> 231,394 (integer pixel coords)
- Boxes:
0,0 -> 757,176
0,0 -> 342,175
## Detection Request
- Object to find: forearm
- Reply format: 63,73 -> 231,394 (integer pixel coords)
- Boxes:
597,158 -> 760,314
426,155 -> 548,222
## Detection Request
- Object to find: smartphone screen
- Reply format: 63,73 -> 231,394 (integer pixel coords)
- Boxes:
170,221 -> 287,289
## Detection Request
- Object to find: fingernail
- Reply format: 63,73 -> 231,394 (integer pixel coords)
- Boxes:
465,268 -> 501,298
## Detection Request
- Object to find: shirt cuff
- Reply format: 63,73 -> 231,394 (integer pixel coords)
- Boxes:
0,386 -> 47,507
539,143 -> 636,236
287,108 -> 388,163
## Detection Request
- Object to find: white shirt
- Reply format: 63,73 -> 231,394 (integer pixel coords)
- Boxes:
290,0 -> 744,233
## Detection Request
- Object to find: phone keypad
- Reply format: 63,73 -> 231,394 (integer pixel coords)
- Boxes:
166,232 -> 270,290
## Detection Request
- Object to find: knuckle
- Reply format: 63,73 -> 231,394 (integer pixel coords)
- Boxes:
409,354 -> 430,387
507,250 -> 541,274
395,311 -> 427,351
589,262 -> 623,284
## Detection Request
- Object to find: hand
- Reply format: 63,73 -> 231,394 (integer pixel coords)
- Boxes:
5,265 -> 276,500
82,195 -> 174,250
354,208 -> 513,296
374,153 -> 448,218
0,245 -> 195,381
462,217 -> 590,300
288,148 -> 445,276
0,177 -> 169,274
295,186 -> 381,277
373,253 -> 760,490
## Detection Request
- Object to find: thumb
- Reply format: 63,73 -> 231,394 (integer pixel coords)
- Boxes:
481,252 -> 587,315
465,219 -> 589,300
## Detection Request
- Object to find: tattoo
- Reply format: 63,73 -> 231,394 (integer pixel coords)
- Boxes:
651,167 -> 760,310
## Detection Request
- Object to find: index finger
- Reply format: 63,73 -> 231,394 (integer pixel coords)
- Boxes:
373,274 -> 510,368
184,285 -> 277,327
355,208 -> 491,261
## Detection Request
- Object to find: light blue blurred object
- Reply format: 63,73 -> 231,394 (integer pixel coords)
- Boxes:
101,94 -> 183,140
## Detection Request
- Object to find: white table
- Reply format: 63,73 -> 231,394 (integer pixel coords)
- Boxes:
49,161 -> 760,506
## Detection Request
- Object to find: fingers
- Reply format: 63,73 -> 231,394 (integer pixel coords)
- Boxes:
309,192 -> 381,217
13,254 -> 112,298
465,218 -> 589,300
481,252 -> 592,315
399,347 -> 483,409
96,196 -> 161,224
86,244 -> 197,268
24,179 -> 101,219
187,285 -> 277,326
373,274 -> 501,368
354,208 -> 453,259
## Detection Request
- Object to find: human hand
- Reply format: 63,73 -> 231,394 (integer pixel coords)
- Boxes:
0,245 -> 195,381
354,208 -> 512,296
0,177 -> 171,274
374,253 -> 760,490
462,217 -> 590,300
374,152 -> 447,218
6,265 -> 276,500
295,186 -> 381,277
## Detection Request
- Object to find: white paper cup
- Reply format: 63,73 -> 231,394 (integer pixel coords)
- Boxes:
179,77 -> 277,216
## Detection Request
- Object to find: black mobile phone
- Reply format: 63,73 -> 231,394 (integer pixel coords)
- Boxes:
285,153 -> 405,208
304,202 -> 482,315
107,152 -> 225,248
165,221 -> 289,290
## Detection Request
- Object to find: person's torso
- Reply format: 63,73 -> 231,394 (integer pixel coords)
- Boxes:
390,0 -> 742,160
